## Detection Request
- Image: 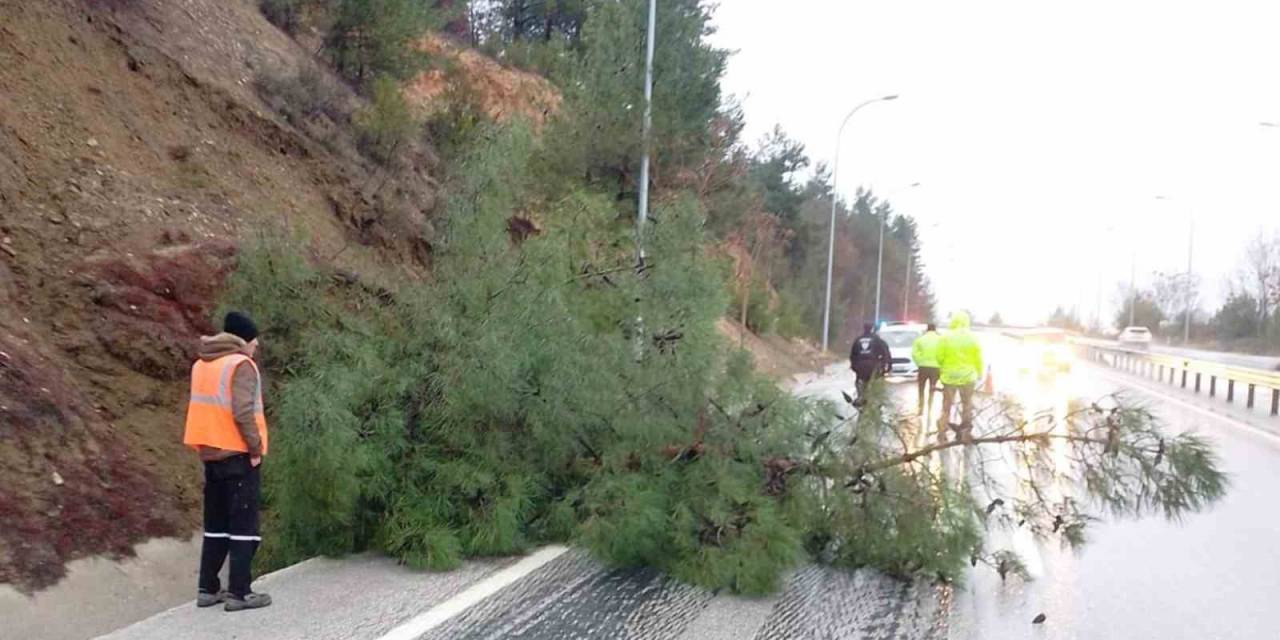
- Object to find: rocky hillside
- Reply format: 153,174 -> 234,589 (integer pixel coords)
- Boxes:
0,0 -> 545,591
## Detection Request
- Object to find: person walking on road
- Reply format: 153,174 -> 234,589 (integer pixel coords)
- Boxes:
849,322 -> 891,407
937,311 -> 983,443
911,323 -> 942,417
183,311 -> 273,612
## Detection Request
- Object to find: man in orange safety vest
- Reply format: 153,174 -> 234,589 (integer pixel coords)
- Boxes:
183,311 -> 272,612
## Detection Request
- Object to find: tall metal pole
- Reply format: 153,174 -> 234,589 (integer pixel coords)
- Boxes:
1095,269 -> 1101,332
873,181 -> 919,325
1184,214 -> 1193,343
1156,196 -> 1194,343
1129,252 -> 1137,326
874,209 -> 886,323
903,252 -> 912,319
636,0 -> 657,264
630,0 -> 656,360
821,95 -> 898,352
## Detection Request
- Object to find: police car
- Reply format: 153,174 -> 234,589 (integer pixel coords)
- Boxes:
878,321 -> 928,378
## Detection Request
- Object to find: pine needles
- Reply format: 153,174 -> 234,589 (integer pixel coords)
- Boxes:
227,127 -> 1227,594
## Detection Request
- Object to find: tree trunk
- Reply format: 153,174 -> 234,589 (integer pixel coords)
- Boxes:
1259,274 -> 1270,338
739,257 -> 751,347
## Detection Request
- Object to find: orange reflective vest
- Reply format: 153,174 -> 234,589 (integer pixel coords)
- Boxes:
183,354 -> 268,455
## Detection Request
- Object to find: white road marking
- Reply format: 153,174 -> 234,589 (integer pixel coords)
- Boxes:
1090,367 -> 1280,447
377,545 -> 571,640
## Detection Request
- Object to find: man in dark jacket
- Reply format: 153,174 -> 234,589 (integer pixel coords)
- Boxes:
849,323 -> 891,407
183,311 -> 272,612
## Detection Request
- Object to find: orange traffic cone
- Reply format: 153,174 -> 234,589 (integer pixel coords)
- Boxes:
982,369 -> 995,395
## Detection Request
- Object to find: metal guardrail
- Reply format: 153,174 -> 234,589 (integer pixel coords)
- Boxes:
1078,341 -> 1280,417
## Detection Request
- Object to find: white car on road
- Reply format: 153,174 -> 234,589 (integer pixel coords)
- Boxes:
878,322 -> 927,378
1118,326 -> 1153,349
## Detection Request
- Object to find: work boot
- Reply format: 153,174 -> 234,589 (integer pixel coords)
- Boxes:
196,590 -> 228,608
225,592 -> 272,612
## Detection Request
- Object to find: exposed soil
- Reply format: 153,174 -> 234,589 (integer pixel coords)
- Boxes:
715,318 -> 834,382
0,0 -> 448,592
406,34 -> 562,125
0,0 -> 566,591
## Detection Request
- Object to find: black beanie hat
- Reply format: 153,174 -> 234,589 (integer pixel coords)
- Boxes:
223,311 -> 259,343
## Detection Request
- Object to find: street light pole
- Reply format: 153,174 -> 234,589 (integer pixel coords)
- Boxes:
1184,215 -> 1193,343
630,0 -> 657,360
903,252 -> 912,320
821,94 -> 899,352
875,207 -> 886,324
636,0 -> 657,264
1156,196 -> 1194,344
1129,252 -> 1137,327
873,181 -> 920,324
1094,270 -> 1102,332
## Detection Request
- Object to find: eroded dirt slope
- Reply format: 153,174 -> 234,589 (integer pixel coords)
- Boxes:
0,0 -> 436,590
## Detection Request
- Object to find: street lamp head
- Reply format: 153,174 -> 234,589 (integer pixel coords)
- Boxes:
1261,121 -> 1279,128
882,94 -> 900,101
909,182 -> 922,188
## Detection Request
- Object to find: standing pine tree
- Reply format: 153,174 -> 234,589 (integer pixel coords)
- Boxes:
544,0 -> 726,197
324,0 -> 441,84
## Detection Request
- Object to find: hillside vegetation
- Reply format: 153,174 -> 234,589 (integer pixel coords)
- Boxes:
1,0 -> 1226,595
0,0 -> 448,590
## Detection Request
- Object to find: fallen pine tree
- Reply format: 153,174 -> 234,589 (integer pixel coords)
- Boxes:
220,127 -> 1227,594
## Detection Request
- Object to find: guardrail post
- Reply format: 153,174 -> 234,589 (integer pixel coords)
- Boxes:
1181,370 -> 1188,388
1158,364 -> 1164,382
1272,389 -> 1279,417
1195,373 -> 1202,393
1227,380 -> 1234,403
1248,384 -> 1256,409
1210,376 -> 1216,398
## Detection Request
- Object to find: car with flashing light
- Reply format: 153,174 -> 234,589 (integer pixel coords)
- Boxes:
1118,326 -> 1153,349
1016,328 -> 1074,375
877,321 -> 928,378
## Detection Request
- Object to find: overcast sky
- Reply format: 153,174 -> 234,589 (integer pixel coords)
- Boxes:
710,0 -> 1280,326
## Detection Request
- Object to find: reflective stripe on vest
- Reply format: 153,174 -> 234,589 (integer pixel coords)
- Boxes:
183,354 -> 268,455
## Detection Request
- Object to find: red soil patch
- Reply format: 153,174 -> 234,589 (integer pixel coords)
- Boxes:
0,334 -> 184,592
79,237 -> 238,379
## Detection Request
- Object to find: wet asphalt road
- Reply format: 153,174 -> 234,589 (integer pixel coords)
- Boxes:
1149,343 -> 1280,372
102,338 -> 1280,640
1081,338 -> 1280,372
941,337 -> 1280,639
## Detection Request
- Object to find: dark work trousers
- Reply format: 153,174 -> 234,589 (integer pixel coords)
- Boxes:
198,454 -> 261,597
939,383 -> 976,441
916,367 -> 940,416
852,362 -> 880,405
